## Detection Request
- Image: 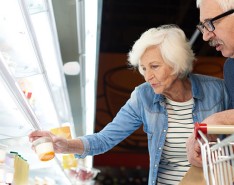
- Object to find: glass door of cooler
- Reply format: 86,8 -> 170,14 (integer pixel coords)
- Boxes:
0,0 -> 74,184
0,0 -> 75,132
0,58 -> 36,140
25,0 -> 75,130
0,59 -> 71,184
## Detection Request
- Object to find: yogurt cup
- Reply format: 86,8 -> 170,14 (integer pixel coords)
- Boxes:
32,137 -> 55,161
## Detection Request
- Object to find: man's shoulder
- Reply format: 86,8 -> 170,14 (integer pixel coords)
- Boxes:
191,73 -> 224,82
224,58 -> 234,71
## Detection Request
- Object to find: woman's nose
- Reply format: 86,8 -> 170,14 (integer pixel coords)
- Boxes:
145,70 -> 154,82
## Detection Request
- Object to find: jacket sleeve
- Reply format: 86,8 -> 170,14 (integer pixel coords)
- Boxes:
75,87 -> 143,158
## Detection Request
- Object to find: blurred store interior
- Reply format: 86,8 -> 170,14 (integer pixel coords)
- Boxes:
54,0 -> 225,184
0,0 -> 226,184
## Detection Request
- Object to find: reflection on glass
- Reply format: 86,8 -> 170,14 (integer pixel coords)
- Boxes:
27,0 -> 73,125
0,0 -> 42,77
17,75 -> 59,129
0,73 -> 34,140
26,0 -> 47,14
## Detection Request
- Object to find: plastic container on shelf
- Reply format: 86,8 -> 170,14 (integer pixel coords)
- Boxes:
75,166 -> 100,182
0,145 -> 7,164
32,137 -> 55,161
0,164 -> 14,184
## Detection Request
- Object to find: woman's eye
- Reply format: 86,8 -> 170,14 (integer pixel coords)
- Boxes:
152,65 -> 158,69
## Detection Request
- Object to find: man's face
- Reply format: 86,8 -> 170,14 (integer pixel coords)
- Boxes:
199,0 -> 234,58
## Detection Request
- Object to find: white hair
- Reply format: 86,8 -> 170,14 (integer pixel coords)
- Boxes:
127,24 -> 195,79
197,0 -> 234,11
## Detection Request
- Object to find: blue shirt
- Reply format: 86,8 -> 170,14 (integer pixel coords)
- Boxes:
224,58 -> 234,108
76,73 -> 231,185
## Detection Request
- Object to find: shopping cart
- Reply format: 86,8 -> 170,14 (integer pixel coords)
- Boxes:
194,122 -> 234,185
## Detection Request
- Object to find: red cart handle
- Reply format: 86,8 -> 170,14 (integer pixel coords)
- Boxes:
194,122 -> 234,139
194,122 -> 207,139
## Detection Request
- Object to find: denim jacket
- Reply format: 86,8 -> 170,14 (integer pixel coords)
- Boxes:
76,73 -> 231,185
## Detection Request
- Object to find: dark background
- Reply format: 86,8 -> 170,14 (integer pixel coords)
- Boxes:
99,0 -> 222,57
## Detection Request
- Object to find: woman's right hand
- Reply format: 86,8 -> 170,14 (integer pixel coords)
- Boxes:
28,130 -> 68,154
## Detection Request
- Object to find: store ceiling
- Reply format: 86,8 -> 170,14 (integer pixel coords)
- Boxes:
99,0 -> 222,57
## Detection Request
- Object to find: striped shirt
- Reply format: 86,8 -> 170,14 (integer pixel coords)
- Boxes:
157,98 -> 194,185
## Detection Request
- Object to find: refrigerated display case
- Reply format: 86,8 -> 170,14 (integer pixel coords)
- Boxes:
0,0 -> 76,184
0,0 -> 75,132
0,0 -> 102,183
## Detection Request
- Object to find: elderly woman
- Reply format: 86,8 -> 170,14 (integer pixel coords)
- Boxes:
29,24 -> 231,185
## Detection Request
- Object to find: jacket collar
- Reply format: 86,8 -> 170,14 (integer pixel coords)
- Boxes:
189,73 -> 204,100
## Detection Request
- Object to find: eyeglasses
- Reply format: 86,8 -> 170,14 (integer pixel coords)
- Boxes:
197,9 -> 234,33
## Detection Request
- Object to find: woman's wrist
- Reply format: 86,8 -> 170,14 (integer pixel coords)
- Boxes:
66,138 -> 84,154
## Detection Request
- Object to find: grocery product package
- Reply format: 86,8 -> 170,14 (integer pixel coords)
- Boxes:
50,126 -> 72,139
50,126 -> 78,169
179,166 -> 206,185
